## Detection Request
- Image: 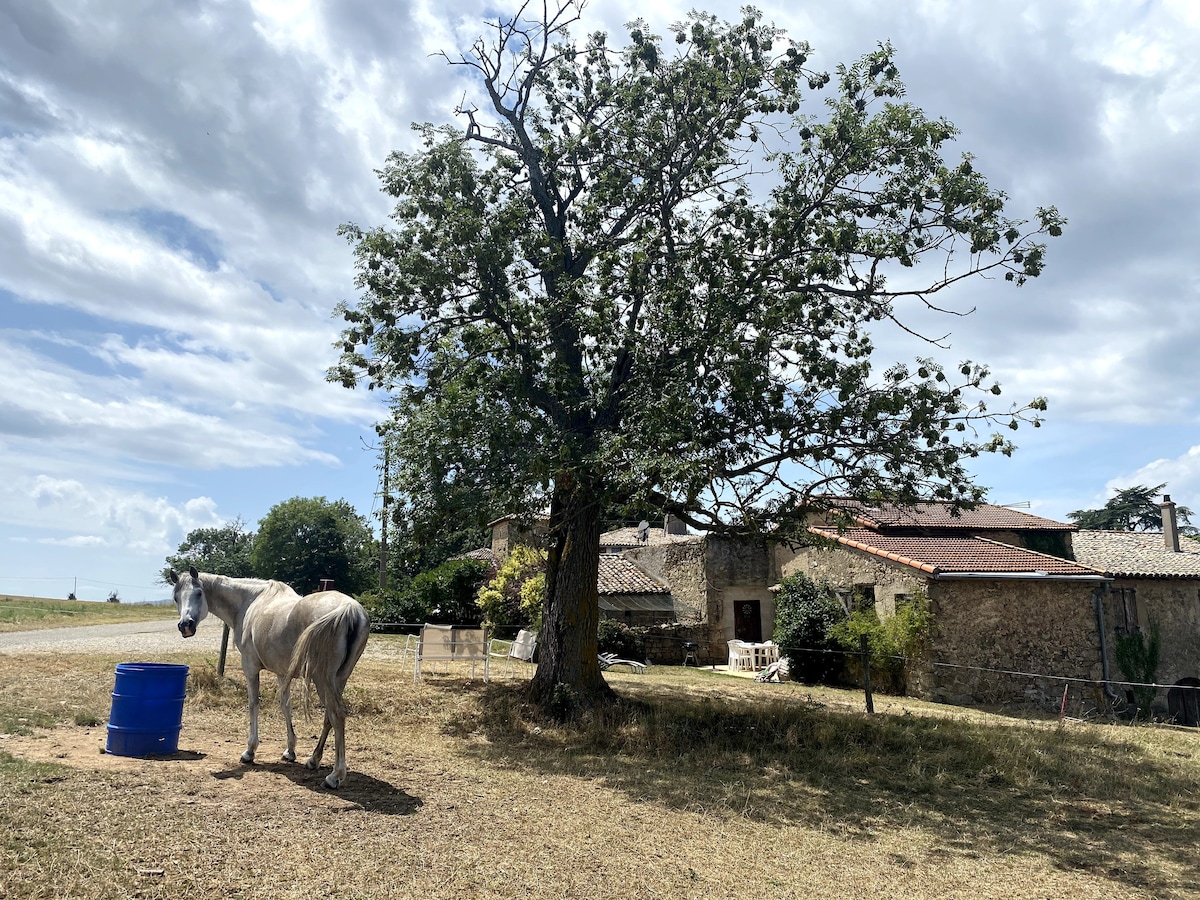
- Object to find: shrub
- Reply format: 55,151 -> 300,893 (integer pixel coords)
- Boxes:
477,545 -> 545,632
358,583 -> 425,626
772,573 -> 846,684
830,592 -> 931,694
597,620 -> 645,661
361,558 -> 490,626
1115,623 -> 1161,718
410,558 -> 490,625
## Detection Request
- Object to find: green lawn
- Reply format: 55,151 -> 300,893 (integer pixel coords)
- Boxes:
0,595 -> 175,633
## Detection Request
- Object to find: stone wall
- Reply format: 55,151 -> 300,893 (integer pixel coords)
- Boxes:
704,536 -> 774,645
922,579 -> 1105,710
774,541 -> 1108,712
623,542 -> 707,623
775,543 -> 928,616
624,536 -> 774,665
1105,578 -> 1200,687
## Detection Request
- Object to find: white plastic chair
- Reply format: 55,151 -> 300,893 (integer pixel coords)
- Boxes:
727,640 -> 755,671
490,629 -> 538,677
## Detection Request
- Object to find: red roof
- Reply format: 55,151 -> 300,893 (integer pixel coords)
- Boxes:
808,528 -> 1104,578
821,500 -> 1074,532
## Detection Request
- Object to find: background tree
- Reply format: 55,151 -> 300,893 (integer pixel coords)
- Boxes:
251,497 -> 377,595
332,4 -> 1061,712
1068,484 -> 1195,533
161,519 -> 255,583
376,417 -> 510,580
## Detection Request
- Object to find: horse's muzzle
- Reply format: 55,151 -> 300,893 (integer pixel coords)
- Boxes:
178,620 -> 197,638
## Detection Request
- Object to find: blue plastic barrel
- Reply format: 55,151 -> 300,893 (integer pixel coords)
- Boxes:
106,662 -> 189,757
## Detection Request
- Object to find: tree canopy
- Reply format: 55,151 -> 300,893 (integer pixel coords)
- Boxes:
332,3 -> 1062,710
161,519 -> 256,584
1068,484 -> 1195,533
251,497 -> 377,595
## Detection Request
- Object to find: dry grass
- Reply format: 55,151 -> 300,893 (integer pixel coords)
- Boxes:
0,596 -> 174,633
1,639 -> 1197,899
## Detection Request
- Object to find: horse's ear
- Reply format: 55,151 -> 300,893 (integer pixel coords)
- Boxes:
168,570 -> 178,584
189,565 -> 199,580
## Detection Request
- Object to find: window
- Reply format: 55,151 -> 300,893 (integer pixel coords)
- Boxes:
1112,587 -> 1139,633
851,584 -> 876,613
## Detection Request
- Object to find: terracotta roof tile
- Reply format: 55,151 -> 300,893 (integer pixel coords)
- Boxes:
823,500 -> 1073,532
1071,531 -> 1200,579
808,527 -> 1104,578
596,555 -> 670,595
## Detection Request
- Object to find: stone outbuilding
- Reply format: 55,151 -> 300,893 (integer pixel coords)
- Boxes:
1068,498 -> 1200,721
775,502 -> 1113,711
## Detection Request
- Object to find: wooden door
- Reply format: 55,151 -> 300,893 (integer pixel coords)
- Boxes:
734,599 -> 762,643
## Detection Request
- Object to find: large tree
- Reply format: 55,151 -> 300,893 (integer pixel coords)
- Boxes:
160,519 -> 255,584
332,3 -> 1061,710
1068,484 -> 1195,533
251,497 -> 377,595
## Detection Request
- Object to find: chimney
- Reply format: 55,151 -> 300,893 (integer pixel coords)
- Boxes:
664,513 -> 687,535
1160,495 -> 1180,552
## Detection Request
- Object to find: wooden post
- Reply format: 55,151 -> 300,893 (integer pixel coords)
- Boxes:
218,623 -> 230,676
860,633 -> 874,715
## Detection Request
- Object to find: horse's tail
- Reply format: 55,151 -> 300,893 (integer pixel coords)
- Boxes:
287,601 -> 370,721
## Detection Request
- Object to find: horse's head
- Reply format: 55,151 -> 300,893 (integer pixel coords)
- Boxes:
169,566 -> 208,638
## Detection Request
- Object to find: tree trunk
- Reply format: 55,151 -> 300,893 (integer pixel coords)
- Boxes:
530,477 -> 614,713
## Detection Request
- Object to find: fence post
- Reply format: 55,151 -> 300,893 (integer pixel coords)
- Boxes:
860,633 -> 874,715
218,623 -> 230,676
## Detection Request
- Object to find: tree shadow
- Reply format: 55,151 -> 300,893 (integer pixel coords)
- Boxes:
209,760 -> 422,816
452,682 -> 1200,896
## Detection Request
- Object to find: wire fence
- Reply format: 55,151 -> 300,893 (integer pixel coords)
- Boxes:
741,638 -> 1200,727
364,624 -> 1200,726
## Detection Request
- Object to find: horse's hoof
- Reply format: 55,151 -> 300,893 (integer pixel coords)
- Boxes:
240,750 -> 255,764
281,750 -> 296,763
304,759 -> 318,771
323,773 -> 342,789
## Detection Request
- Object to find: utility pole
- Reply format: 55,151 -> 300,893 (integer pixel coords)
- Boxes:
379,439 -> 389,591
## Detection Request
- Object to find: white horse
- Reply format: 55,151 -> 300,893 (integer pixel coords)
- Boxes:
169,567 -> 369,789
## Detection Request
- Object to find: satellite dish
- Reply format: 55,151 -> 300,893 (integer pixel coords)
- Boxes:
637,520 -> 650,543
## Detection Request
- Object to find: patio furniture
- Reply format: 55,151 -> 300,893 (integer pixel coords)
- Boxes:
413,624 -> 490,683
490,629 -> 538,677
753,641 -> 780,669
599,652 -> 647,673
727,640 -> 756,671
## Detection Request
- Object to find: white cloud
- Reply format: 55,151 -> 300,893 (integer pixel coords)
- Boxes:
3,474 -> 223,556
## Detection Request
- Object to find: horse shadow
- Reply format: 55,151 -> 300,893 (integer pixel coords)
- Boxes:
210,760 -> 422,816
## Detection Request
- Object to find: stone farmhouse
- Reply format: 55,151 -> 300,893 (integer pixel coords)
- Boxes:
482,500 -> 1200,715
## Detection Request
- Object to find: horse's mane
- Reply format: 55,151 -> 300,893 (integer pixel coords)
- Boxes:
198,572 -> 286,599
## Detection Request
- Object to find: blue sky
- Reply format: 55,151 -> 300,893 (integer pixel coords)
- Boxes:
2,0 -> 1199,601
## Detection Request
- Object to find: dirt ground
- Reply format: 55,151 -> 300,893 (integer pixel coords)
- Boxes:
3,648 -> 1197,899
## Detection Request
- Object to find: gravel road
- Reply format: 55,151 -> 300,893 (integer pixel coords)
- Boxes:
0,619 -> 225,656
0,619 -> 406,660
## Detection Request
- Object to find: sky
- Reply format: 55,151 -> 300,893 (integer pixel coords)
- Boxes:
2,0 -> 1198,602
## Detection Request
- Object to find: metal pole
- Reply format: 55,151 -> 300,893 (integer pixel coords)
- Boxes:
860,633 -> 874,715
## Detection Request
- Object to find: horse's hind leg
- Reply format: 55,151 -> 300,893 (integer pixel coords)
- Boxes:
305,710 -> 332,772
325,710 -> 348,789
277,674 -> 297,763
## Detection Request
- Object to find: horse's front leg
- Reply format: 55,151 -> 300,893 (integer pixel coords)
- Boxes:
277,674 -> 297,763
241,666 -> 261,764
